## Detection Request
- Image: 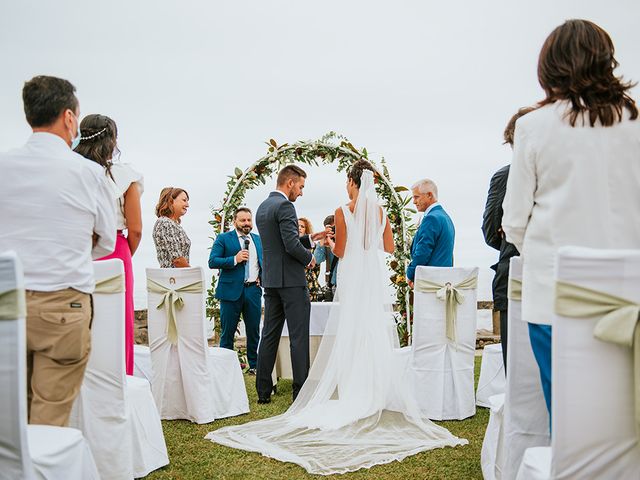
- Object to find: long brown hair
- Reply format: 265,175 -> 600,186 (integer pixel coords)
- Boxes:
537,19 -> 637,127
74,114 -> 118,179
155,187 -> 189,221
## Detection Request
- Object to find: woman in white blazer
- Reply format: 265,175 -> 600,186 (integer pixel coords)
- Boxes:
502,19 -> 640,418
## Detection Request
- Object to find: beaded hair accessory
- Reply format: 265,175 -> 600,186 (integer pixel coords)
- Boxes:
80,127 -> 107,141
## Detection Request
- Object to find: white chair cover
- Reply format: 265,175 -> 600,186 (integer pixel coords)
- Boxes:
27,425 -> 99,480
550,247 -> 640,479
146,267 -> 249,423
476,343 -> 505,407
0,251 -> 33,479
133,345 -> 153,384
502,257 -> 550,480
0,251 -> 99,480
410,266 -> 478,420
70,259 -> 168,479
481,393 -> 505,480
516,447 -> 551,480
69,259 -> 133,479
126,375 -> 169,477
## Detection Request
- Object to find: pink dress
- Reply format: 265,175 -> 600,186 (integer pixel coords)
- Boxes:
99,233 -> 135,374
99,163 -> 143,376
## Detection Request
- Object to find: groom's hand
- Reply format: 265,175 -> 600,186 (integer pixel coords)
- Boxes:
235,250 -> 249,263
307,257 -> 317,269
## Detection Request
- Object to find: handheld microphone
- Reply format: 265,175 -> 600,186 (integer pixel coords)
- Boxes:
243,238 -> 250,263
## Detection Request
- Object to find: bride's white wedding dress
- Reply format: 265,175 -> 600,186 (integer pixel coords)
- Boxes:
206,171 -> 467,475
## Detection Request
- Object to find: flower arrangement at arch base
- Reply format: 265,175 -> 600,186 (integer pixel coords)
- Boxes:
206,132 -> 417,346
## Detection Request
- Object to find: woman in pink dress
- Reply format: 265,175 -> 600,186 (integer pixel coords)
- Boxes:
75,114 -> 143,375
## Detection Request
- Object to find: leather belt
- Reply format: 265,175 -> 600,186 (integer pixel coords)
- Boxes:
244,281 -> 258,287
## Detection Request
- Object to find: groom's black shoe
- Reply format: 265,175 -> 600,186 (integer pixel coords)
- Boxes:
257,397 -> 271,404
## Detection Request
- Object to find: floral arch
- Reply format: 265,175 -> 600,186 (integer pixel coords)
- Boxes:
207,132 -> 416,344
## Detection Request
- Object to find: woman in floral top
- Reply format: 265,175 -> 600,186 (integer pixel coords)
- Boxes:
152,187 -> 191,268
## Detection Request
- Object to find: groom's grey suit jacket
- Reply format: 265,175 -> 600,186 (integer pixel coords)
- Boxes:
256,191 -> 313,289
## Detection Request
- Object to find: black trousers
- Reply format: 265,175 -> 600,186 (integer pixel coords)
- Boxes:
500,309 -> 508,375
256,286 -> 310,400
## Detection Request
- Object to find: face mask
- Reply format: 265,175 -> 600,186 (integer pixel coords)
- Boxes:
70,112 -> 82,150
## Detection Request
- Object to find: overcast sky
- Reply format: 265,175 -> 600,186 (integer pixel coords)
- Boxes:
2,1 -> 639,307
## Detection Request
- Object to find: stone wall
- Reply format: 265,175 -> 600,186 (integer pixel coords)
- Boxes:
134,310 -> 148,345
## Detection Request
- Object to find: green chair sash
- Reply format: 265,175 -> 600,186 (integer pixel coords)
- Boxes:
147,278 -> 203,345
415,274 -> 478,343
94,274 -> 125,294
0,287 -> 26,320
555,280 -> 640,435
508,278 -> 522,302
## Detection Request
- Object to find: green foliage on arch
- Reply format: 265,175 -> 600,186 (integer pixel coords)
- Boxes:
207,132 -> 416,344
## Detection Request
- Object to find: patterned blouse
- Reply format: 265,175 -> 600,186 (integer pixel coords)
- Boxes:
306,247 -> 321,301
152,216 -> 191,268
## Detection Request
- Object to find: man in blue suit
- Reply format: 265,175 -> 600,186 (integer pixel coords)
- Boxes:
407,179 -> 455,286
209,207 -> 263,374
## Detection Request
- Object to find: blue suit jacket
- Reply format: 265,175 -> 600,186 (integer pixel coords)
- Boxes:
407,204 -> 455,281
209,230 -> 263,302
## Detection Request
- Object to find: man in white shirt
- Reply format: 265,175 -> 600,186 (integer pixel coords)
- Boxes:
209,207 -> 263,374
0,75 -> 116,426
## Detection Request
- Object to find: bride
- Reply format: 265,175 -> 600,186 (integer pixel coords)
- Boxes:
206,160 -> 467,475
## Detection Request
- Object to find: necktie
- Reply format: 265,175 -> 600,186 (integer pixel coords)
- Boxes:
241,236 -> 250,282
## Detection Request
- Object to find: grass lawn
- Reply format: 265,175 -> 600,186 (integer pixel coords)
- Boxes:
147,357 -> 489,479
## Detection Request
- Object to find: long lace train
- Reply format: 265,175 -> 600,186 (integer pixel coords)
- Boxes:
206,171 -> 467,475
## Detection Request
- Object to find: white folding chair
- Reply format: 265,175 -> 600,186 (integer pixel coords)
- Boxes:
476,343 -> 505,408
70,259 -> 168,479
0,251 -> 99,480
146,267 -> 249,423
502,256 -> 549,480
518,247 -> 640,479
410,266 -> 479,420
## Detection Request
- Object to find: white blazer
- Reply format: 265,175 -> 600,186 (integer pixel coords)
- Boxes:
502,101 -> 640,325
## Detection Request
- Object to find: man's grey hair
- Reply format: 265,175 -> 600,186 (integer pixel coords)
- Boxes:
411,179 -> 438,199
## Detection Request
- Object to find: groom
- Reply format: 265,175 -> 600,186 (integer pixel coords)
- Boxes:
255,165 -> 325,403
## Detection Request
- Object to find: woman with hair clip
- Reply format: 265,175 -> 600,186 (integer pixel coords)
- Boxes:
503,19 -> 640,421
75,114 -> 143,376
152,187 -> 191,268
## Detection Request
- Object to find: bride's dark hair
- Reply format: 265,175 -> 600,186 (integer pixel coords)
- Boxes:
347,159 -> 374,189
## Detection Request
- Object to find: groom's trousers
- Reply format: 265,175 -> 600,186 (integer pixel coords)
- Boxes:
256,286 -> 310,401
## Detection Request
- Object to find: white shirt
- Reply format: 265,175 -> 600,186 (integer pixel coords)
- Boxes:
0,133 -> 117,293
234,229 -> 260,282
273,190 -> 288,200
502,102 -> 640,325
108,163 -> 144,230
